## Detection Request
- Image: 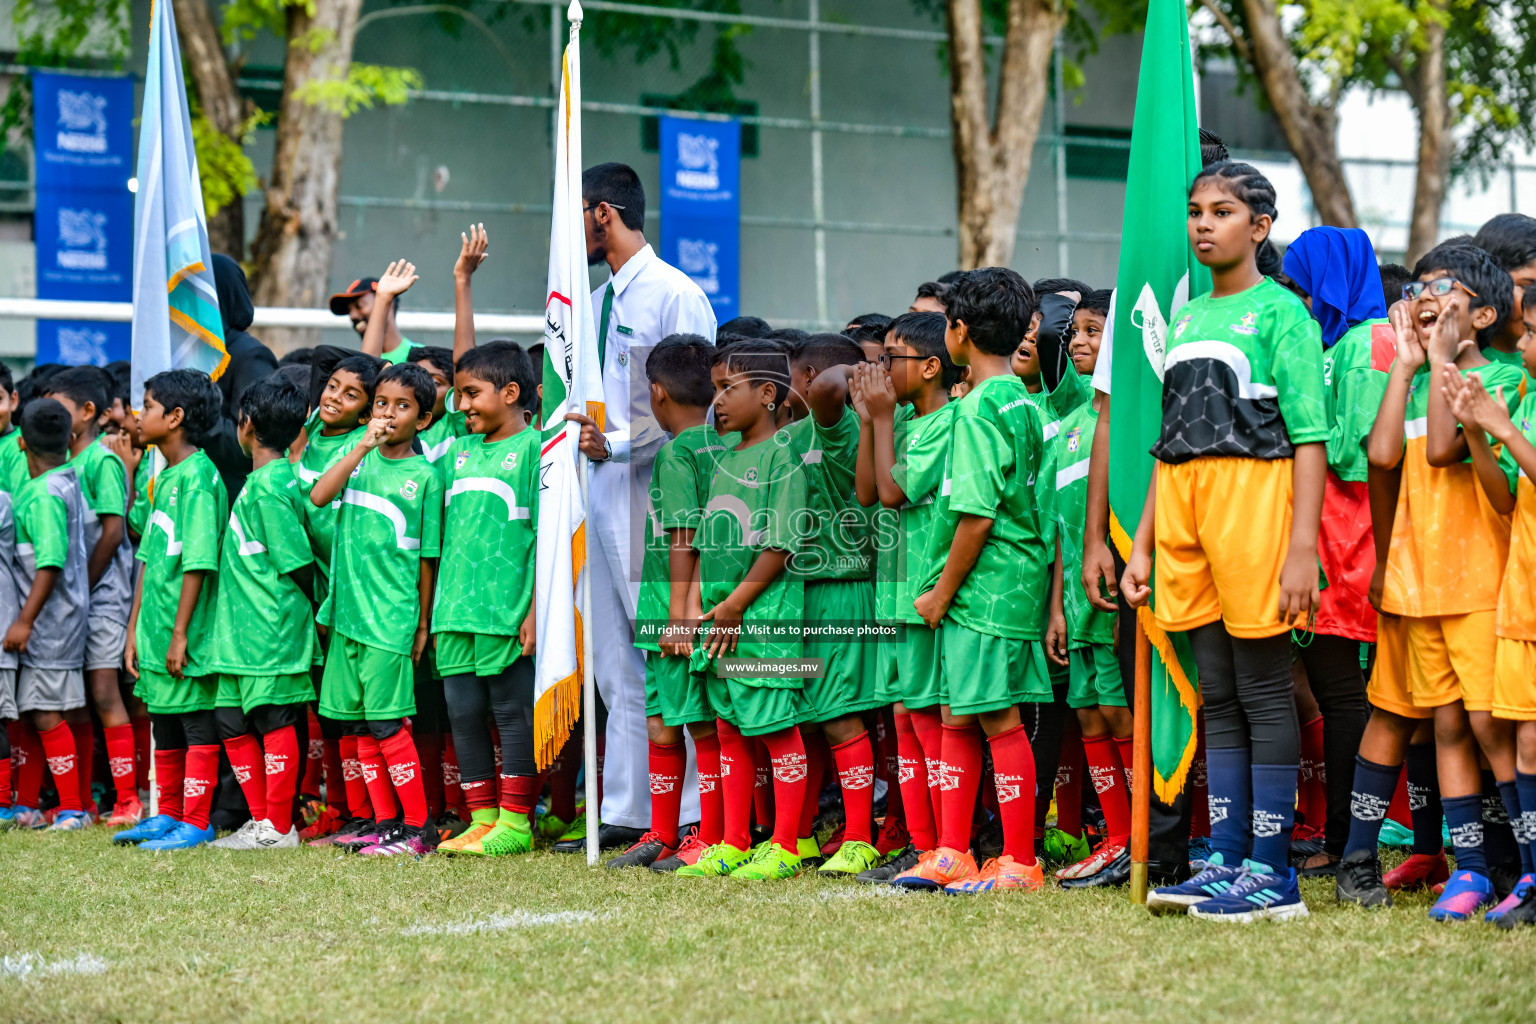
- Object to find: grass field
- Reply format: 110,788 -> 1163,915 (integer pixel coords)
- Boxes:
1,830 -> 1532,1024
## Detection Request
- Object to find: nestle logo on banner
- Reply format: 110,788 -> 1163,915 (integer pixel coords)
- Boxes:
678,239 -> 720,295
57,327 -> 109,365
56,208 -> 109,270
675,133 -> 721,192
55,90 -> 109,154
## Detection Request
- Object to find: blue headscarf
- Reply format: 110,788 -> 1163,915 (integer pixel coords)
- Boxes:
1281,227 -> 1387,347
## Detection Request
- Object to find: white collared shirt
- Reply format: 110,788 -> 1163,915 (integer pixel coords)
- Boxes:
588,243 -> 718,466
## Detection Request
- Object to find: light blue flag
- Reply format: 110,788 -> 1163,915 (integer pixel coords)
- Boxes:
130,0 -> 226,407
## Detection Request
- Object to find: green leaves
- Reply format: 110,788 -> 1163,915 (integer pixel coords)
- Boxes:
291,62 -> 423,117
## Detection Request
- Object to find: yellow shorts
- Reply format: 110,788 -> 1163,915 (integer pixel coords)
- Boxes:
1366,614 -> 1429,720
1493,637 -> 1536,721
1153,457 -> 1297,639
1406,612 -> 1496,712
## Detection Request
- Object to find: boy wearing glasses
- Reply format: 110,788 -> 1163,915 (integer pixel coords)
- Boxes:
1365,241 -> 1523,920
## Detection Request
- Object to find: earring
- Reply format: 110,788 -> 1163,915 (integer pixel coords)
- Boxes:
767,401 -> 776,410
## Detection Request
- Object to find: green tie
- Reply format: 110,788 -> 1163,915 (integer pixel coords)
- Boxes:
597,282 -> 614,369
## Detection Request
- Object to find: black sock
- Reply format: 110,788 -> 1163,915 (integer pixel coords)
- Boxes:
1342,756 -> 1398,859
1443,795 -> 1488,876
1405,744 -> 1443,855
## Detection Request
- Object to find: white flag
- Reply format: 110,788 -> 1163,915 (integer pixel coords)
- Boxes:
534,4 -> 604,769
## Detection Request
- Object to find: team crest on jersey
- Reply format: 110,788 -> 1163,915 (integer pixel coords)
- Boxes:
168,486 -> 178,507
455,451 -> 469,470
350,464 -> 362,479
743,466 -> 759,484
501,451 -> 518,470
1173,314 -> 1192,338
1066,427 -> 1081,452
1232,311 -> 1259,335
401,479 -> 418,500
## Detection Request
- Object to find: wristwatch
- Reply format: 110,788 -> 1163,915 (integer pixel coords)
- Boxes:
600,438 -> 613,461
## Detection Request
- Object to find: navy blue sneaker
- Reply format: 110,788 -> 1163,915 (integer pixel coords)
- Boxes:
1188,864 -> 1309,922
1146,855 -> 1246,915
113,813 -> 179,845
138,821 -> 215,851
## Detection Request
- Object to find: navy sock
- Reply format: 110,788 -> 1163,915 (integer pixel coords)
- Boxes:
1496,778 -> 1531,875
1443,794 -> 1488,877
1405,744 -> 1443,855
1206,746 -> 1252,866
1482,771 -> 1520,873
1517,773 -> 1536,876
1249,763 -> 1298,873
1343,756 -> 1399,859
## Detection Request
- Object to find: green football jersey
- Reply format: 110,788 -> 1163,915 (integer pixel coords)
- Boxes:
695,431 -> 807,672
418,410 -> 466,464
1402,359 -> 1525,455
1040,400 -> 1113,646
1156,277 -> 1328,462
785,405 -> 871,581
1488,346 -> 1526,370
135,450 -> 228,677
890,401 -> 955,626
208,459 -> 316,675
1028,371 -> 1093,444
1322,319 -> 1394,483
433,427 -> 540,637
70,440 -> 134,624
637,424 -> 724,652
295,411 -> 364,575
0,429 -> 26,495
323,449 -> 442,656
870,407 -> 912,624
922,374 -> 1047,640
127,447 -> 163,539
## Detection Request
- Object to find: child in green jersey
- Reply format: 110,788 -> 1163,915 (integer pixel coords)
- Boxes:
784,333 -> 886,875
411,346 -> 461,463
42,367 -> 139,825
114,370 -> 229,851
894,268 -> 1048,895
850,310 -> 959,883
609,335 -> 724,871
310,362 -> 443,857
205,376 -> 315,850
0,364 -> 23,496
677,340 -> 813,881
433,341 -> 541,858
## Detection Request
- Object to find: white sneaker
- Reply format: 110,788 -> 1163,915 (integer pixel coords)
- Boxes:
251,821 -> 299,849
210,819 -> 264,850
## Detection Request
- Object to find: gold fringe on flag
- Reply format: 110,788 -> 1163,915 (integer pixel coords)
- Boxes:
533,521 -> 587,770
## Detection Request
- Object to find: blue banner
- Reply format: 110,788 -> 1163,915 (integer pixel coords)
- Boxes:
659,116 -> 740,321
33,72 -> 135,365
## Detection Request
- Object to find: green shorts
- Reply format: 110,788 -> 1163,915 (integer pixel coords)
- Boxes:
135,670 -> 217,715
645,653 -> 711,726
803,579 -> 884,722
319,633 -> 416,721
217,673 -> 313,714
435,631 -> 521,678
705,672 -> 809,737
1067,644 -> 1126,709
873,636 -> 902,705
940,622 -> 1047,715
896,623 -> 943,711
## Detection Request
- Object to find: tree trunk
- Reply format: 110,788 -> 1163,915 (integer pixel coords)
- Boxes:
1238,0 -> 1358,229
171,0 -> 248,259
1404,7 -> 1448,266
247,0 -> 364,352
947,0 -> 1065,270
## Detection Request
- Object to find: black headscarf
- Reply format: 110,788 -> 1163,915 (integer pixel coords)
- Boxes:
204,255 -> 278,498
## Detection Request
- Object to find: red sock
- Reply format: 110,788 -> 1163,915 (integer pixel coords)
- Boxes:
894,712 -> 937,850
0,737 -> 9,807
302,709 -> 323,796
498,773 -> 540,815
1190,719 -> 1209,838
104,723 -> 136,803
461,774 -> 497,813
988,724 -> 1037,864
322,736 -> 348,817
355,735 -> 397,821
1387,763 -> 1412,829
716,718 -> 755,850
877,711 -> 906,841
798,730 -> 830,839
67,719 -> 95,813
131,716 -> 150,793
1083,734 -> 1130,840
764,726 -> 808,851
1299,715 -> 1326,831
549,731 -> 579,822
181,744 -> 220,829
377,728 -> 428,828
263,725 -> 301,833
831,731 -> 876,845
442,736 -> 467,819
338,734 -> 371,820
153,746 -> 185,820
222,733 -> 267,822
647,740 -> 686,846
11,721 -> 44,808
938,723 -> 984,852
37,721 -> 82,813
1055,722 -> 1084,836
909,708 -> 944,842
416,732 -> 444,822
752,738 -> 773,830
693,730 -> 723,846
1113,735 -> 1135,800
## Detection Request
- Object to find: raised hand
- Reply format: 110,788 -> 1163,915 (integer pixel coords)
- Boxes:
1390,300 -> 1426,371
376,258 -> 419,300
455,224 -> 489,281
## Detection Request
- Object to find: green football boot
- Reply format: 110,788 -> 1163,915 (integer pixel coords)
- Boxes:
1042,827 -> 1091,866
731,842 -> 803,880
675,843 -> 754,877
818,839 -> 882,876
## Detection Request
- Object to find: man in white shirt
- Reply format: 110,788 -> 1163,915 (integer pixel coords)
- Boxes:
562,162 -> 718,850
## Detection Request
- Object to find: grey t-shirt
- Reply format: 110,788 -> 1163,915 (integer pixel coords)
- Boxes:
10,467 -> 89,669
74,441 -> 134,625
0,493 -> 20,672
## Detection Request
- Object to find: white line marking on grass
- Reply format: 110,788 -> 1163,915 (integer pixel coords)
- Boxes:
402,910 -> 604,936
0,953 -> 108,980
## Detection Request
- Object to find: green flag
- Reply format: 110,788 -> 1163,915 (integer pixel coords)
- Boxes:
1107,0 -> 1209,804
